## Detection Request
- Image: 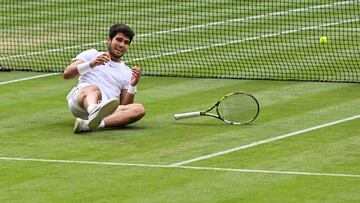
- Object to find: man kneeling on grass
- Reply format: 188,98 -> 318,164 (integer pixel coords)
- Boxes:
63,23 -> 145,133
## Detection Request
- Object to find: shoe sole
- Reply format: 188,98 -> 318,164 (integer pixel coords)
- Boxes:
88,99 -> 119,129
73,118 -> 82,134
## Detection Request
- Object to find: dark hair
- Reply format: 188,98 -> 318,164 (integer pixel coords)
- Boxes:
109,23 -> 135,42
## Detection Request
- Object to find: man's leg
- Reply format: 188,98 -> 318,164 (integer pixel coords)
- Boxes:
74,103 -> 144,133
76,85 -> 102,110
74,85 -> 118,131
102,103 -> 145,127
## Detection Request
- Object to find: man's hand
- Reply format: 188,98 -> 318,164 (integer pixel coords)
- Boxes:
131,66 -> 142,86
90,53 -> 111,68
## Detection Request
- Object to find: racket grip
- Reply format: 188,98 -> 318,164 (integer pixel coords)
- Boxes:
174,112 -> 201,120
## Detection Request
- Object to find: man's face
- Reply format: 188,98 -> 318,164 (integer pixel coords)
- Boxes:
107,33 -> 131,60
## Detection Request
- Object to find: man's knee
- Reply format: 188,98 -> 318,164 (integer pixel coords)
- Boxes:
132,103 -> 145,119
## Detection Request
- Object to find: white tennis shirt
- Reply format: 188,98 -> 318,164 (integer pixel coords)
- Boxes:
74,49 -> 132,101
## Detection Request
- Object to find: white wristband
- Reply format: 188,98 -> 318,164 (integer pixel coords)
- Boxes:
127,86 -> 137,94
77,62 -> 92,75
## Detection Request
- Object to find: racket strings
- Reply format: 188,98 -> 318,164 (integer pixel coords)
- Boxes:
217,93 -> 259,124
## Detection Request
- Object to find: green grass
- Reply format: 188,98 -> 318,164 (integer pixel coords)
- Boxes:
1,1 -> 360,201
0,73 -> 359,202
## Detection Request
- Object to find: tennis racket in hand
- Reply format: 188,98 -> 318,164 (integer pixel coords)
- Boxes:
174,92 -> 260,124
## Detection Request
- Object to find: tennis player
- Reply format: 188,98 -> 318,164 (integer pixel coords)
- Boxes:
63,23 -> 145,133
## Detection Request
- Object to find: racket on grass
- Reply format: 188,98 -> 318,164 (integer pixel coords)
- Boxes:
174,92 -> 260,124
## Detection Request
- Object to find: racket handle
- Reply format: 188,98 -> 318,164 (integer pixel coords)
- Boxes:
174,112 -> 201,120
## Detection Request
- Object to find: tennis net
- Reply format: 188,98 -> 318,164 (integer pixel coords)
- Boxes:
1,0 -> 359,82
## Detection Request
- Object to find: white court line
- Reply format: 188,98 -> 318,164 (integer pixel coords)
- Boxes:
170,115 -> 360,166
0,0 -> 357,61
0,157 -> 359,178
178,166 -> 360,178
0,73 -> 60,85
325,27 -> 360,31
137,0 -> 356,37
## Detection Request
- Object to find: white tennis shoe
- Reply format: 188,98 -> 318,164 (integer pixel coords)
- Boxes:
88,98 -> 119,129
73,118 -> 89,134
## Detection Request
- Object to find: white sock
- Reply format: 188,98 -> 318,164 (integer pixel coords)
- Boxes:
98,120 -> 105,128
87,104 -> 98,114
83,120 -> 90,130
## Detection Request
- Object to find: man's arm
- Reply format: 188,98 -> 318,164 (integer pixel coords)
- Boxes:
120,67 -> 141,105
120,89 -> 135,105
63,53 -> 111,80
63,59 -> 85,79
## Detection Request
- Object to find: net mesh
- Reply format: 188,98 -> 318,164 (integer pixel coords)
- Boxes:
1,0 -> 359,83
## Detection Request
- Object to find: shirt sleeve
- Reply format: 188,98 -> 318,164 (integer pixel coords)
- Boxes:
71,49 -> 99,63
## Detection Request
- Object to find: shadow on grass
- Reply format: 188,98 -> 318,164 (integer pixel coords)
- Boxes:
73,125 -> 148,136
